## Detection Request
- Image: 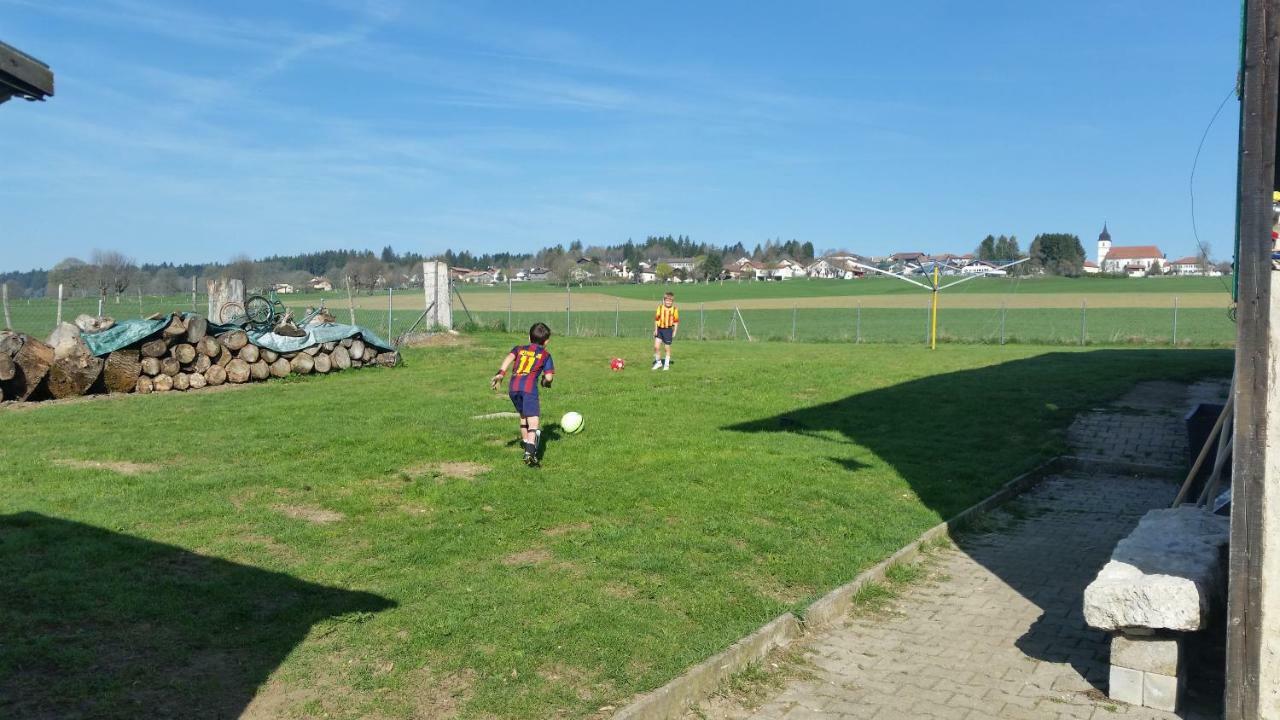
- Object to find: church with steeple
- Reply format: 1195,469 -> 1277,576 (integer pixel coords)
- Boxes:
1096,224 -> 1164,276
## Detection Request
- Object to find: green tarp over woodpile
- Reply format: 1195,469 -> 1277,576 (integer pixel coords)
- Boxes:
82,314 -> 394,358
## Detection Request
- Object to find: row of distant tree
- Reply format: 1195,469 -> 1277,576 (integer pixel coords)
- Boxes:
0,232 -> 1214,300
0,236 -> 820,298
975,233 -> 1089,275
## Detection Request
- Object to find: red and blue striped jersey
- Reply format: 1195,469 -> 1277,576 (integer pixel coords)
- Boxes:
508,344 -> 554,393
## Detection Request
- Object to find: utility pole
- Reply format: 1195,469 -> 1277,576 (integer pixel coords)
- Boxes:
1226,2 -> 1280,717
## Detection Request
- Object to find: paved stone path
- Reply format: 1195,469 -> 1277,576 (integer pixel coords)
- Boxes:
694,380 -> 1228,720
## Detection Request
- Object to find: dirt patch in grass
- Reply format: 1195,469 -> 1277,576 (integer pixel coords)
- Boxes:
275,504 -> 345,524
52,458 -> 162,475
537,663 -> 614,703
502,548 -> 552,567
543,521 -> 592,537
236,533 -> 303,564
402,461 -> 491,483
473,411 -> 520,420
398,332 -> 475,348
602,581 -> 637,599
410,666 -> 477,719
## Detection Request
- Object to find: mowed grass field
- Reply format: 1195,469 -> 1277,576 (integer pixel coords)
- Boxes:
0,336 -> 1231,719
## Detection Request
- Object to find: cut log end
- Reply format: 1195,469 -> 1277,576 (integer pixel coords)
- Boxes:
220,329 -> 249,352
204,364 -> 227,387
289,354 -> 314,375
104,349 -> 141,394
226,358 -> 251,384
47,354 -> 104,399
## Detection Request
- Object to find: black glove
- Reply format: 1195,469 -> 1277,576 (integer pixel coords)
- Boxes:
540,376 -> 552,388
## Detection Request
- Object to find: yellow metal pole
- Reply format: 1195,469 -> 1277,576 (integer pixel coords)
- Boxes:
930,265 -> 939,350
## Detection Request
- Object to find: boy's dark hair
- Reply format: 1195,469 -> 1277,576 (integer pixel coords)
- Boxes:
664,291 -> 674,298
529,322 -> 551,344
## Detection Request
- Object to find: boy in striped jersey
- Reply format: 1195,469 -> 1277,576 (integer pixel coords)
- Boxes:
652,291 -> 679,370
491,322 -> 555,467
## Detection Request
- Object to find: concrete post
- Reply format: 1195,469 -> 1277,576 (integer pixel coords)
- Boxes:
422,261 -> 452,331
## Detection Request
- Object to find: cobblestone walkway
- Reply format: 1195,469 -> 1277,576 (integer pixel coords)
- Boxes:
694,380 -> 1228,720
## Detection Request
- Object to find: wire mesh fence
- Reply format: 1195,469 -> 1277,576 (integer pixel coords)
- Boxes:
0,286 -> 408,346
2,283 -> 1237,348
457,302 -> 1237,347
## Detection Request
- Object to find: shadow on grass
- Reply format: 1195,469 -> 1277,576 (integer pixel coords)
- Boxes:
727,349 -> 1231,700
0,512 -> 395,720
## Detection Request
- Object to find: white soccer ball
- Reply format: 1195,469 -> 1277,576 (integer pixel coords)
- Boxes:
561,411 -> 584,434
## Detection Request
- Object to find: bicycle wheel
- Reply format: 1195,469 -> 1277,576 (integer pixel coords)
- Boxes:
245,295 -> 274,326
218,302 -> 245,325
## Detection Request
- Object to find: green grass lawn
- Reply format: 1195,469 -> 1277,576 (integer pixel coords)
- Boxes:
0,338 -> 1231,718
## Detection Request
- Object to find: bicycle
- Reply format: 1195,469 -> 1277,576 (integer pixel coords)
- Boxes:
217,289 -> 328,334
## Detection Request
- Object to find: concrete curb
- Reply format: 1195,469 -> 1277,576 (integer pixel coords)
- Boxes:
610,455 -> 1067,720
610,613 -> 802,720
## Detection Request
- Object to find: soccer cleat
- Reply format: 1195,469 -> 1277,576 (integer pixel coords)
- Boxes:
527,453 -> 541,468
522,450 -> 534,465
651,360 -> 662,370
662,363 -> 670,371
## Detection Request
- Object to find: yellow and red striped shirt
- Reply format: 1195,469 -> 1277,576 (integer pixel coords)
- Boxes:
655,304 -> 679,329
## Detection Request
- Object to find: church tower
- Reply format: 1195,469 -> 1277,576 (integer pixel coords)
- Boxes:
1097,223 -> 1112,266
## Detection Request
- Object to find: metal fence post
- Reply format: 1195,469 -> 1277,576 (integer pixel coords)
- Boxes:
615,299 -> 620,337
57,283 -> 64,326
138,287 -> 144,318
1173,296 -> 1179,345
565,284 -> 571,336
925,301 -> 930,345
1000,301 -> 1006,346
1080,300 -> 1087,346
387,288 -> 393,337
192,275 -> 197,312
97,294 -> 103,319
1,283 -> 9,330
700,303 -> 705,340
345,277 -> 356,325
791,305 -> 797,341
507,279 -> 513,332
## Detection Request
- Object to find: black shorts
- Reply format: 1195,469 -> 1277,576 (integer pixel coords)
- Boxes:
655,327 -> 675,345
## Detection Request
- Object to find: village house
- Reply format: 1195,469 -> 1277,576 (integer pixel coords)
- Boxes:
761,259 -> 805,280
1170,256 -> 1209,276
308,277 -> 333,292
271,283 -> 296,294
455,268 -> 504,284
805,255 -> 869,279
958,259 -> 1008,276
658,257 -> 698,274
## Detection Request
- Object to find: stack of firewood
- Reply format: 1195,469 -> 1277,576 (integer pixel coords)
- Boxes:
0,314 -> 401,403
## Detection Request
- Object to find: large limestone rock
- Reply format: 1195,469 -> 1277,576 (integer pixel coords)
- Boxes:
1084,507 -> 1229,632
46,322 -> 85,361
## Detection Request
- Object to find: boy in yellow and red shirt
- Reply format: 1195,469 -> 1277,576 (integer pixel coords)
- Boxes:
652,291 -> 678,371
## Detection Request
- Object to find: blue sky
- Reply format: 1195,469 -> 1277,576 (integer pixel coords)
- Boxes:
0,1 -> 1241,271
